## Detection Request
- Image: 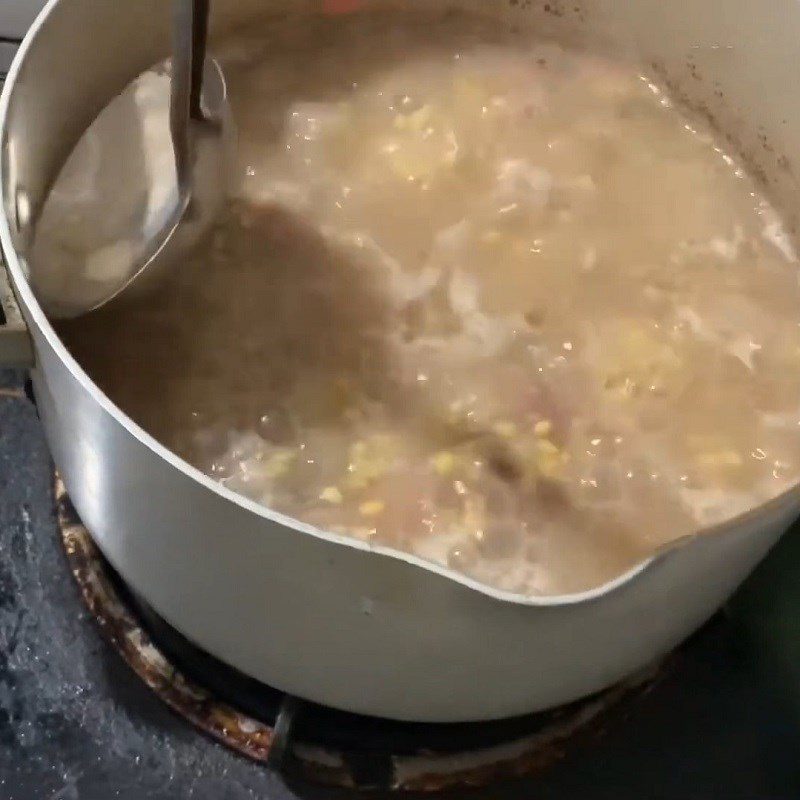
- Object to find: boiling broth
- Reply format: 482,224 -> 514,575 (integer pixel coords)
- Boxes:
50,13 -> 800,594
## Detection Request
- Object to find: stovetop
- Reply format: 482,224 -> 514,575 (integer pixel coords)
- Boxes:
3,24 -> 800,794
3,364 -> 800,800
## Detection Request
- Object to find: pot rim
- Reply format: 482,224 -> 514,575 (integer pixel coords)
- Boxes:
2,0 -> 797,609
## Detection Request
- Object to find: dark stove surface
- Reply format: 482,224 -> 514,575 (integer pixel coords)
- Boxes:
2,364 -> 800,800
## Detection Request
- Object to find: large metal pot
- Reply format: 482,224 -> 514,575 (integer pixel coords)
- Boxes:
2,0 -> 800,722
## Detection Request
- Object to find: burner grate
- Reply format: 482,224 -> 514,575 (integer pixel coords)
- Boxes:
57,476 -> 667,791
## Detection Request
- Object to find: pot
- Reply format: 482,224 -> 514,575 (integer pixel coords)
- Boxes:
2,0 -> 800,723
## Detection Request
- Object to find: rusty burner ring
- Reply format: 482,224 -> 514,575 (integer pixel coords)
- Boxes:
56,476 -> 668,791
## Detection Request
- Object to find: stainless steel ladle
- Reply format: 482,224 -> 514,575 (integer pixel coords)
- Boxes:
39,0 -> 230,318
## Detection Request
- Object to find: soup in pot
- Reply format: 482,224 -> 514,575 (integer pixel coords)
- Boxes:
44,12 -> 800,595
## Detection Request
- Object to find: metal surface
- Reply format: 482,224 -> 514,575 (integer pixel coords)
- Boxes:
0,249 -> 33,367
2,0 -> 800,722
57,479 -> 666,790
36,0 -> 230,319
0,0 -> 45,40
0,42 -> 20,80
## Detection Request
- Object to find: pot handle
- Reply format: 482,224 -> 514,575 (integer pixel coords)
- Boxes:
0,255 -> 34,368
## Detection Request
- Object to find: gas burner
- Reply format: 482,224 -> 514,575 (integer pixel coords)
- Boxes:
57,477 -> 668,792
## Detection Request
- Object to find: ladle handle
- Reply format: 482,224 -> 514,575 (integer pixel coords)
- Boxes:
170,0 -> 211,191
